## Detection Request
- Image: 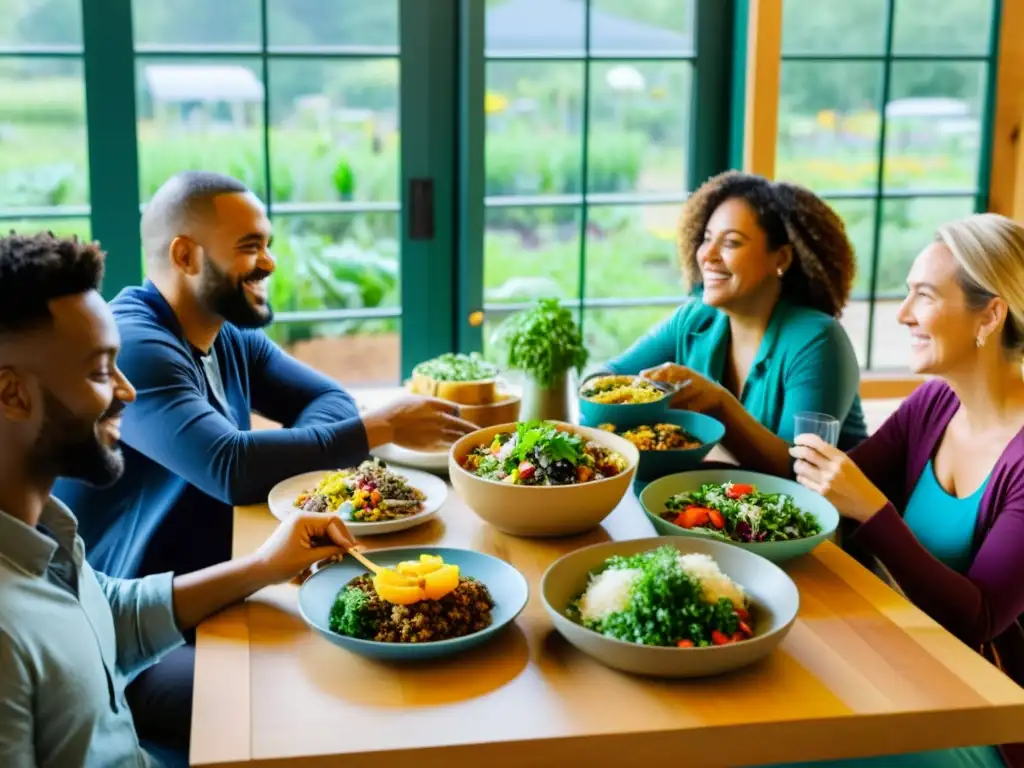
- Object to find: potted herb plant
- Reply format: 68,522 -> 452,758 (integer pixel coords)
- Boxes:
491,297 -> 588,422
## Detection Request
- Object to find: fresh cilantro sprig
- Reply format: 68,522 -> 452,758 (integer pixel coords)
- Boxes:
491,298 -> 588,389
513,421 -> 583,465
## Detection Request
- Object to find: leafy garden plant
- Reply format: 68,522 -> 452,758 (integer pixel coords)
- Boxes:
492,298 -> 588,389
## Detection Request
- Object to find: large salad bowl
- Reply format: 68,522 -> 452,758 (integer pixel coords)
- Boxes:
449,421 -> 639,537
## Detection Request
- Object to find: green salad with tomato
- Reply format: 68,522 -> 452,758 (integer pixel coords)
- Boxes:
661,481 -> 821,542
459,420 -> 627,486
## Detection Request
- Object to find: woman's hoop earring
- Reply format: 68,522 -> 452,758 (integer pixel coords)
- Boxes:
976,335 -> 986,349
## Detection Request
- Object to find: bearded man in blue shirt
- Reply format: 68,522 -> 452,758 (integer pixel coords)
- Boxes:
52,171 -> 475,756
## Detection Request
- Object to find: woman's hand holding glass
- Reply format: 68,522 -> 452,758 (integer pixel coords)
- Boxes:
789,434 -> 888,523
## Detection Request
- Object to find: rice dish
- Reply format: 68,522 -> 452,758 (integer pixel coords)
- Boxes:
579,375 -> 665,405
598,422 -> 702,451
569,546 -> 753,647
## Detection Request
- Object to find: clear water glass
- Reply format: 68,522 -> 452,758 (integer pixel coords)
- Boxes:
794,411 -> 840,446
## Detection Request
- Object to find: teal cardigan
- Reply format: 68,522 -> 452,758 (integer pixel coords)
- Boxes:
606,298 -> 868,450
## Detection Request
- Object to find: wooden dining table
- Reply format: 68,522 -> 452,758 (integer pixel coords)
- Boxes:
191,394 -> 1024,768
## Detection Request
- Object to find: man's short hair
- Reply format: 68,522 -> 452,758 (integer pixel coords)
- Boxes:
0,231 -> 106,335
141,171 -> 250,268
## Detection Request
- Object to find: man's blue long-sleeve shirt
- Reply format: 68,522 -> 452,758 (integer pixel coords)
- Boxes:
53,281 -> 370,579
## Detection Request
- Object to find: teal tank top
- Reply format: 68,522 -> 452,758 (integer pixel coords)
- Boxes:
902,460 -> 989,574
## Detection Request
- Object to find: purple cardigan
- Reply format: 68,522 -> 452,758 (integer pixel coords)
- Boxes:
847,380 -> 1024,764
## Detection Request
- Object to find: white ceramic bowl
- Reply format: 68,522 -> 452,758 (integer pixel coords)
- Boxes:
541,536 -> 799,677
449,422 -> 639,537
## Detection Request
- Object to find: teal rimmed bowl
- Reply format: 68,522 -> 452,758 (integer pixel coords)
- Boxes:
577,373 -> 671,428
640,469 -> 839,563
604,410 -> 725,483
298,546 -> 529,661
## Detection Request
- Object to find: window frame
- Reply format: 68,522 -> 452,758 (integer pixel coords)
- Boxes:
774,0 -> 1004,370
10,0 -> 459,381
456,0 -> 740,362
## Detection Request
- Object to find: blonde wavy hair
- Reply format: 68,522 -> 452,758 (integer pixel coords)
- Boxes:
677,171 -> 856,317
936,213 -> 1024,358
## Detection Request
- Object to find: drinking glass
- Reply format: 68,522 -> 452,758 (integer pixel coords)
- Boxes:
794,411 -> 840,446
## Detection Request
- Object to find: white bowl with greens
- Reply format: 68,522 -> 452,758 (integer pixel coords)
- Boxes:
640,469 -> 839,563
541,537 -> 799,677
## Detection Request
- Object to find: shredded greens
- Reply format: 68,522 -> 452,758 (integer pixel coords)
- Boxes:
328,587 -> 377,639
413,352 -> 497,382
569,546 -> 743,647
663,481 -> 821,542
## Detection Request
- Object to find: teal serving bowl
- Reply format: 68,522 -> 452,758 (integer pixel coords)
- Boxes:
639,469 -> 840,563
577,374 -> 671,428
606,410 -> 725,483
298,546 -> 529,661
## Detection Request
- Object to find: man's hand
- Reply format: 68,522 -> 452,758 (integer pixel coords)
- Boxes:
361,394 -> 477,451
253,512 -> 356,584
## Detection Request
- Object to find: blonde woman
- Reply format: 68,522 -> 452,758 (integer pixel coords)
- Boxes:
790,213 -> 1024,768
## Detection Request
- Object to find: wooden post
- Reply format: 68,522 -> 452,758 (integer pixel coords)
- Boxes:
988,0 -> 1024,219
742,0 -> 783,178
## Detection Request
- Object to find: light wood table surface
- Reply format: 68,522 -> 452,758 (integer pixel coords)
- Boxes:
192,396 -> 1024,767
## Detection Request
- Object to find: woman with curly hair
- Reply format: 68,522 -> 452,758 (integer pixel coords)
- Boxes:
605,170 -> 867,476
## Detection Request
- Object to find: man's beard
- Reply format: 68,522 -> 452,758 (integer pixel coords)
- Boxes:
198,258 -> 273,329
31,391 -> 125,488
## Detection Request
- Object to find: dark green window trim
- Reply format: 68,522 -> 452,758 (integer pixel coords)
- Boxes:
690,0 -> 736,190
458,0 -> 738,359
741,0 -> 1005,370
399,0 -> 459,379
456,0 -> 485,355
3,0 -> 466,381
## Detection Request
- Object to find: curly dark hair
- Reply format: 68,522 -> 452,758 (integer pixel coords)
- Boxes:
0,231 -> 106,335
677,170 -> 856,317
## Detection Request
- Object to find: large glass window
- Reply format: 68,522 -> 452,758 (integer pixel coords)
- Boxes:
131,0 -> 402,386
479,0 -> 698,367
778,0 -> 998,370
0,0 -> 90,242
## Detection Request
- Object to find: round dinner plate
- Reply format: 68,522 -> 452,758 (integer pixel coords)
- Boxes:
267,466 -> 448,536
298,546 -> 530,661
371,443 -> 450,474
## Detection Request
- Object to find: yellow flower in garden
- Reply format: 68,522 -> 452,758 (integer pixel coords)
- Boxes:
485,91 -> 509,114
816,110 -> 837,130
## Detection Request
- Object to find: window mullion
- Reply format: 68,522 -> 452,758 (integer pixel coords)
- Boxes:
81,0 -> 142,298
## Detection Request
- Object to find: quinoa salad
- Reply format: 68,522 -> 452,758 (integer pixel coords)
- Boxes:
294,459 -> 426,522
599,422 -> 702,451
328,555 -> 494,643
568,545 -> 753,648
579,375 -> 666,405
